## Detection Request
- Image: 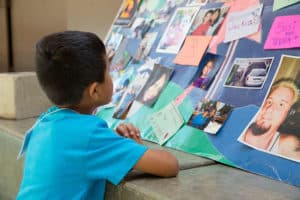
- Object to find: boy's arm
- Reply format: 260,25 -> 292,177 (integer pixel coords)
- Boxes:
116,123 -> 179,177
133,149 -> 179,177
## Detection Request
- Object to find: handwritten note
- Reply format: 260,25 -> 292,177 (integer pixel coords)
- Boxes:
150,101 -> 184,145
224,4 -> 263,43
273,0 -> 300,11
264,15 -> 300,50
173,36 -> 212,66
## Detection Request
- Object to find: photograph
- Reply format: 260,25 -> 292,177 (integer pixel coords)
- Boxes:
136,64 -> 173,106
192,52 -> 223,90
112,66 -> 153,119
113,76 -> 146,119
189,5 -> 229,36
105,32 -> 123,60
133,32 -> 158,63
188,99 -> 233,134
156,6 -> 199,54
224,57 -> 274,89
208,0 -> 235,3
111,67 -> 135,105
109,39 -> 133,75
115,0 -> 141,26
238,55 -> 300,163
110,50 -> 132,73
129,17 -> 154,39
186,0 -> 208,6
139,0 -> 185,23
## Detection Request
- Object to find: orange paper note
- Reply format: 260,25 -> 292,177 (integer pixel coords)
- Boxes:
174,36 -> 212,66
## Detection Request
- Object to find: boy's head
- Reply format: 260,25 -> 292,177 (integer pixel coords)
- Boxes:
36,31 -> 113,109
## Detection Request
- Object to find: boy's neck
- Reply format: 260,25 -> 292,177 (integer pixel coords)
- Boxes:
59,104 -> 96,115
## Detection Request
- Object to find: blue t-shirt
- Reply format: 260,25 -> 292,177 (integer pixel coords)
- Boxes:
17,106 -> 147,200
191,114 -> 209,128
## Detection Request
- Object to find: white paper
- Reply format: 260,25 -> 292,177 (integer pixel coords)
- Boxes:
224,4 -> 263,43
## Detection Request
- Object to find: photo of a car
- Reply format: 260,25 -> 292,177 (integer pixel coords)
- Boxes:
244,68 -> 267,87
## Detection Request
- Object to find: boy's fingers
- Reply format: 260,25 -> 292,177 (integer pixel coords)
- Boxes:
116,123 -> 142,143
116,124 -> 130,137
127,123 -> 141,137
135,127 -> 141,137
126,123 -> 136,136
133,126 -> 140,137
127,124 -> 142,143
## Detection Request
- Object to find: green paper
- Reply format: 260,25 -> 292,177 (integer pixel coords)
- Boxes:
127,105 -> 153,138
127,82 -> 183,138
97,82 -> 234,166
97,107 -> 120,128
142,129 -> 159,143
165,125 -> 235,166
178,97 -> 194,122
151,82 -> 183,111
273,0 -> 300,11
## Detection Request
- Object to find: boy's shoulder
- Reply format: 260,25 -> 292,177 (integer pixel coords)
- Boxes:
34,107 -> 110,138
39,106 -> 107,125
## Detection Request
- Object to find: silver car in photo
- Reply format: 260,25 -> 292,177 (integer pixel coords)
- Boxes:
244,68 -> 267,87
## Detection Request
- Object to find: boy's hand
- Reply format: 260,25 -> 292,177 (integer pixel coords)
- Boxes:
115,123 -> 143,144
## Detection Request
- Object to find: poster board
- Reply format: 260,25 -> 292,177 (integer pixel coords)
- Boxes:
100,0 -> 300,186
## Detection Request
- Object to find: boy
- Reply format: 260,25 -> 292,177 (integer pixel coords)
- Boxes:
17,31 -> 179,199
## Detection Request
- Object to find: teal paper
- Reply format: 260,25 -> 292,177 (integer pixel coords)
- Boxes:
165,125 -> 235,166
273,0 -> 300,11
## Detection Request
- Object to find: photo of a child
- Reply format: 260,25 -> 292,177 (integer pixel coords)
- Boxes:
136,64 -> 173,106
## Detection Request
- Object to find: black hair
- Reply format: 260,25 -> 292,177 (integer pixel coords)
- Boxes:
35,31 -> 107,106
211,8 -> 221,26
203,10 -> 214,20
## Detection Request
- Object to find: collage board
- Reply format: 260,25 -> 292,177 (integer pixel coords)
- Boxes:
99,0 -> 300,186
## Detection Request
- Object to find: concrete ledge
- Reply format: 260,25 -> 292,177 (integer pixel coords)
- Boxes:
106,165 -> 300,200
0,118 -> 36,139
1,118 -> 299,200
0,131 -> 23,200
0,72 -> 52,119
143,141 -> 215,170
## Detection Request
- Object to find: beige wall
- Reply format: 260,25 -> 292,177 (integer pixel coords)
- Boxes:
11,0 -> 67,71
0,0 -> 9,72
66,0 -> 122,41
11,0 -> 122,72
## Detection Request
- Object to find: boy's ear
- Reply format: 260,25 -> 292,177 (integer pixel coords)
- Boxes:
88,82 -> 101,99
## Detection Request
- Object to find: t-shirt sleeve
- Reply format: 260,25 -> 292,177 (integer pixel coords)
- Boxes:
85,119 -> 148,185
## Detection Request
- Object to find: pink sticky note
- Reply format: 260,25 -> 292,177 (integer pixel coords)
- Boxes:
174,36 -> 212,66
264,15 -> 300,50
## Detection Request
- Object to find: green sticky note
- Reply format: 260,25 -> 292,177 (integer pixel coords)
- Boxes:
273,0 -> 300,11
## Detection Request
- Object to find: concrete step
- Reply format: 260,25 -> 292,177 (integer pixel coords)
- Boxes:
0,72 -> 52,119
